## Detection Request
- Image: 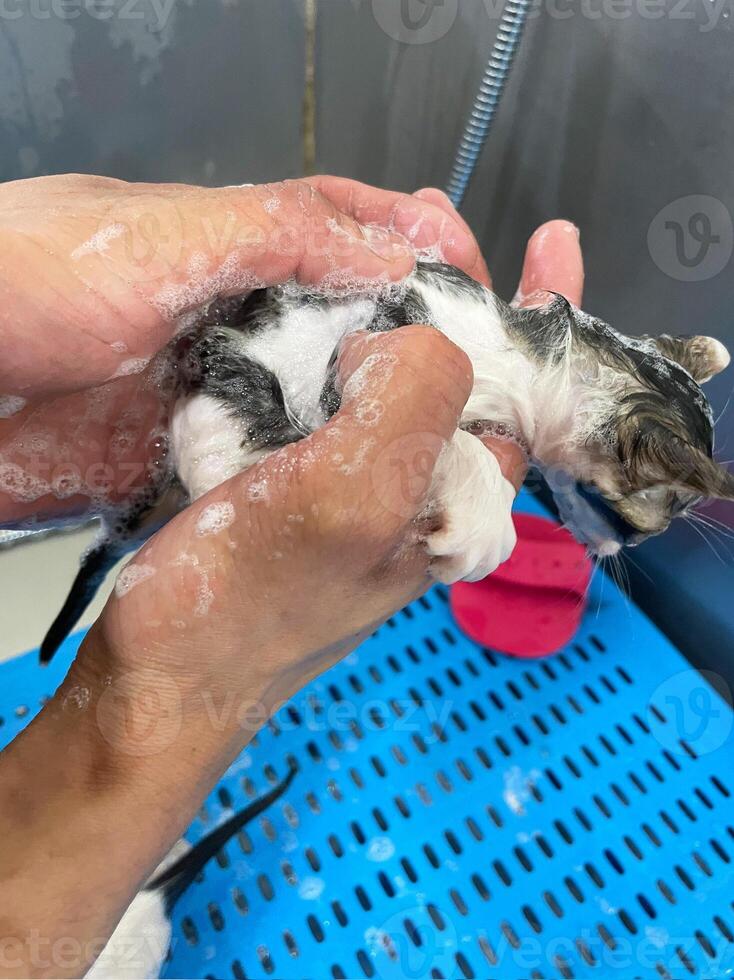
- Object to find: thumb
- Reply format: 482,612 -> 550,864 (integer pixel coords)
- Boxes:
302,326 -> 473,530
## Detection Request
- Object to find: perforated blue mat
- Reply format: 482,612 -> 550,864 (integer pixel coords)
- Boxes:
2,497 -> 734,980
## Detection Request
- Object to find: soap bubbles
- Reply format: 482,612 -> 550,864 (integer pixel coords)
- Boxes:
195,501 -> 236,537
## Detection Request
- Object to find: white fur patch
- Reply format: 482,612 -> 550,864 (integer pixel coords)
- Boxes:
171,394 -> 265,501
244,296 -> 376,430
426,430 -> 517,583
85,889 -> 171,980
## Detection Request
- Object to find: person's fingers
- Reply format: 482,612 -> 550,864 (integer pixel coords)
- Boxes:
296,326 -> 472,533
120,179 -> 416,311
512,219 -> 584,309
478,435 -> 528,492
4,177 -> 421,399
0,372 -> 162,526
412,188 -> 492,288
3,176 -> 487,399
336,327 -> 472,446
305,176 -> 487,284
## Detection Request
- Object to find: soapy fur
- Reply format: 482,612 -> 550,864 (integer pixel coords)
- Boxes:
40,261 -> 732,661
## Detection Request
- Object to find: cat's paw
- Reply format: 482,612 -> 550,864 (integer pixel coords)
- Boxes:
424,429 -> 517,584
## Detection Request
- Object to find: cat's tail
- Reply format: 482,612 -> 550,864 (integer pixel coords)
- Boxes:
40,540 -> 121,665
148,760 -> 298,913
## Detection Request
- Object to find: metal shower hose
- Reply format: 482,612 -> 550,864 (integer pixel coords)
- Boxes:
446,0 -> 533,209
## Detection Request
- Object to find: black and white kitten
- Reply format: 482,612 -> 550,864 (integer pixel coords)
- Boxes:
41,261 -> 732,662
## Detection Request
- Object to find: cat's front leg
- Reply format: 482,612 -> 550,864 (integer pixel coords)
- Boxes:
424,429 -> 517,584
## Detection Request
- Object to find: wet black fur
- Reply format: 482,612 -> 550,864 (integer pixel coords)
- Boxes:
39,490 -> 162,664
175,327 -> 308,451
148,761 -> 297,914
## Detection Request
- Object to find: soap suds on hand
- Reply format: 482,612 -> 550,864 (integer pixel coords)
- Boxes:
111,357 -> 151,380
0,395 -> 27,419
72,223 -> 125,260
247,478 -> 270,502
196,501 -> 235,537
115,563 -> 156,598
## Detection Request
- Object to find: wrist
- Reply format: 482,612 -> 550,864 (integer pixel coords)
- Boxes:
64,626 -> 257,796
0,628 -> 262,977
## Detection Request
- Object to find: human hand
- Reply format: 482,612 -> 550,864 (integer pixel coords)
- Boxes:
0,205 -> 584,978
0,175 -> 488,526
87,215 -> 585,753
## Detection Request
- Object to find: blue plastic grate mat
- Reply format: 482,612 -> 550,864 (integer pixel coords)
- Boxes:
2,497 -> 734,980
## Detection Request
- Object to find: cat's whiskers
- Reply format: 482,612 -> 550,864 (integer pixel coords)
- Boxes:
690,511 -> 734,540
713,383 -> 734,428
623,550 -> 655,586
684,515 -> 728,564
600,553 -> 634,623
686,513 -> 734,561
694,512 -> 734,538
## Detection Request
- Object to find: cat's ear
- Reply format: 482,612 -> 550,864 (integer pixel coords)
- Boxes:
632,426 -> 734,500
645,334 -> 730,384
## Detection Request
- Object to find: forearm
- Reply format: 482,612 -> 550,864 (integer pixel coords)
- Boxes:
0,628 -> 264,979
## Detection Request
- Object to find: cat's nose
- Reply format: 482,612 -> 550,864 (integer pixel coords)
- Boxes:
621,532 -> 644,547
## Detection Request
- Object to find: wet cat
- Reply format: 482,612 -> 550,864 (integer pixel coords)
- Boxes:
41,261 -> 733,662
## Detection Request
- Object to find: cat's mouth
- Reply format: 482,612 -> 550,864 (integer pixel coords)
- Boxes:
552,481 -> 641,557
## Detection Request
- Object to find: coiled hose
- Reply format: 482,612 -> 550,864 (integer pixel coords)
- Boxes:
446,0 -> 533,210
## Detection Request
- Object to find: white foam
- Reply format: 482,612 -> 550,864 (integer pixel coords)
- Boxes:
0,395 -> 27,418
263,197 -> 280,213
111,340 -> 129,353
366,837 -> 395,862
501,766 -> 542,816
111,357 -> 150,379
324,268 -> 394,296
341,350 -> 397,401
72,223 -> 125,260
354,398 -> 385,426
152,252 -> 264,320
195,567 -> 214,616
247,478 -> 270,502
63,685 -> 91,711
115,563 -> 156,598
330,436 -> 376,476
196,501 -> 235,537
298,877 -> 325,900
0,462 -> 51,502
51,469 -> 83,499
